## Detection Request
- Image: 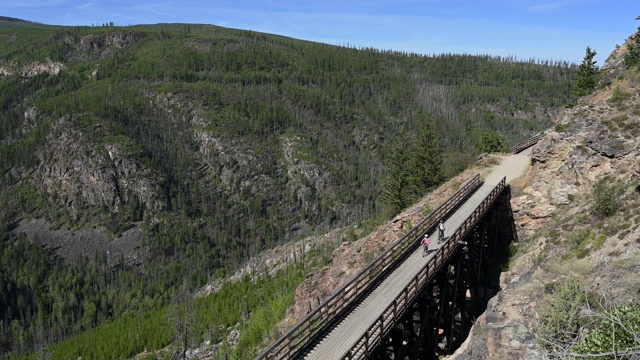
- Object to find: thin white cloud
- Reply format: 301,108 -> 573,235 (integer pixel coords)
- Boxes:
527,0 -> 590,13
76,3 -> 91,10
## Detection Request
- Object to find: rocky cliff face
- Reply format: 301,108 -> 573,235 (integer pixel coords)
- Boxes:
600,30 -> 639,86
0,58 -> 65,79
63,31 -> 146,61
35,117 -> 165,217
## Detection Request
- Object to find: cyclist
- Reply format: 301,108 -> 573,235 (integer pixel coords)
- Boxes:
438,220 -> 445,243
421,234 -> 431,256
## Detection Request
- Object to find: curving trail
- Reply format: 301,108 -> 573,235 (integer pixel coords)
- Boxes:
484,147 -> 532,186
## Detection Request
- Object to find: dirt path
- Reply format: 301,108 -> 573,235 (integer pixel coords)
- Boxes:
484,147 -> 532,186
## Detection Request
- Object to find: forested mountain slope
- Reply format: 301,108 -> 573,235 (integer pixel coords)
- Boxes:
0,18 -> 576,357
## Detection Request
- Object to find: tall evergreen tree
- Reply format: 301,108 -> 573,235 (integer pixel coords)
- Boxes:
411,115 -> 444,191
382,117 -> 444,218
572,46 -> 599,98
381,140 -> 413,217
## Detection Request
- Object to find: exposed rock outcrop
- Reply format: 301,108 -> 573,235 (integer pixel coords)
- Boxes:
67,32 -> 144,50
34,117 -> 165,218
0,58 -> 66,79
14,218 -> 144,266
63,31 -> 145,60
632,161 -> 640,179
600,30 -> 639,85
517,93 -> 640,238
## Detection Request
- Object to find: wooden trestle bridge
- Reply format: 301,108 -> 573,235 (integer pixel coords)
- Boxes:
255,136 -> 541,360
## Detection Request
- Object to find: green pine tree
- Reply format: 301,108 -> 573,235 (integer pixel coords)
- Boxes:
572,46 -> 599,98
381,140 -> 414,217
411,116 -> 444,191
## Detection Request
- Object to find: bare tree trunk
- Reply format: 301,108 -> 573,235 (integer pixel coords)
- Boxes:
169,277 -> 195,360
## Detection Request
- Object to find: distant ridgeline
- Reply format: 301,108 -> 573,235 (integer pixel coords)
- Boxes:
0,18 -> 576,357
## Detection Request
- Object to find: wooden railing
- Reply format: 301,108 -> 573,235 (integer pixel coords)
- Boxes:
511,134 -> 544,154
254,175 -> 482,360
342,176 -> 507,360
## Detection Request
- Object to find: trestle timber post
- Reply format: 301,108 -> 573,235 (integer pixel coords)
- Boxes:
370,186 -> 515,359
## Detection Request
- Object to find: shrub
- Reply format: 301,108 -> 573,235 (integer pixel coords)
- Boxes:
591,178 -> 625,219
361,250 -> 375,264
536,277 -> 585,350
608,86 -> 631,107
573,304 -> 640,358
575,247 -> 590,259
476,131 -> 508,153
593,234 -> 607,249
422,204 -> 433,217
567,228 -> 592,249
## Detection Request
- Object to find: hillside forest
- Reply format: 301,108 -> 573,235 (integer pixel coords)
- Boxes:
0,17 -> 578,358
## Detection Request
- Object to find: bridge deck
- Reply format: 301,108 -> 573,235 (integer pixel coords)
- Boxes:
304,149 -> 532,359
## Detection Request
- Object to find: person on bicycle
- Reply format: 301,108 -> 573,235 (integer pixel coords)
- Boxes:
438,220 -> 445,243
421,234 -> 431,256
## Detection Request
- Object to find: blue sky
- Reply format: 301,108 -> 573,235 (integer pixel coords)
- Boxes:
1,0 -> 638,65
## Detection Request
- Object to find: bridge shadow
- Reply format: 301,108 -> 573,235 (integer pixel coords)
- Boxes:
473,185 -> 519,298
